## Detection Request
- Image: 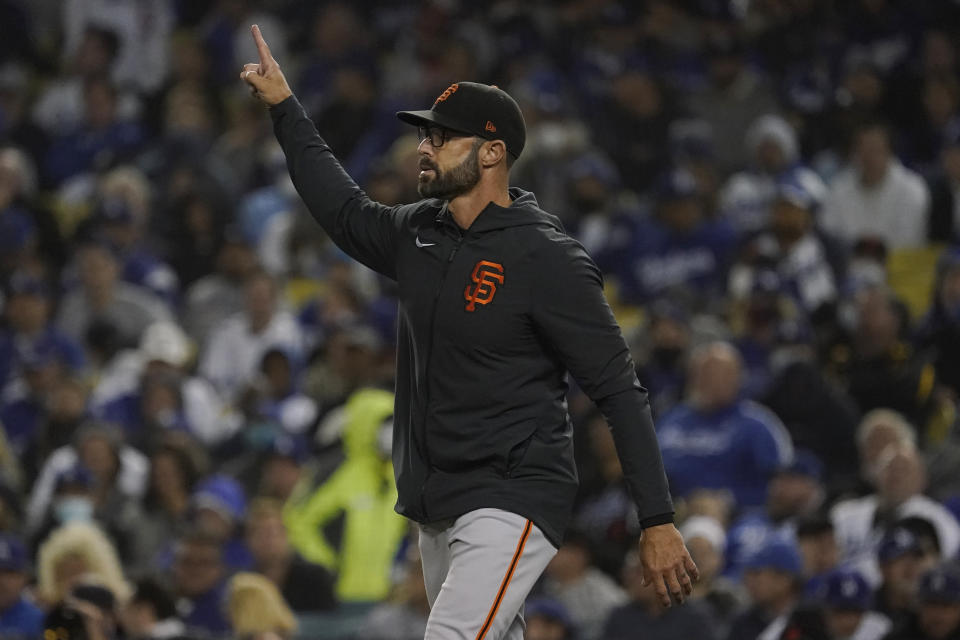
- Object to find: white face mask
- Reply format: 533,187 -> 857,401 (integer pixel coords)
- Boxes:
53,496 -> 94,524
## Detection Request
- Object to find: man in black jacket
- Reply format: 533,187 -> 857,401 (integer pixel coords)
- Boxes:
241,24 -> 696,640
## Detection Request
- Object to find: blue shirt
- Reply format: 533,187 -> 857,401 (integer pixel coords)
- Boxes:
0,595 -> 45,638
657,400 -> 794,508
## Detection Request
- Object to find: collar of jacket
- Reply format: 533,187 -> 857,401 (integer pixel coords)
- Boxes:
433,187 -> 565,234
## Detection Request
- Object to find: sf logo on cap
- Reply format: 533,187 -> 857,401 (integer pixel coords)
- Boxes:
434,83 -> 459,105
464,261 -> 504,311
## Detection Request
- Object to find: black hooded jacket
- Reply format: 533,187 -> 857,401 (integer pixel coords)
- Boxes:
270,96 -> 673,545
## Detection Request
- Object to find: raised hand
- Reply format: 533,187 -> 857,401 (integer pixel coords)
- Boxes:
240,24 -> 293,106
639,523 -> 700,608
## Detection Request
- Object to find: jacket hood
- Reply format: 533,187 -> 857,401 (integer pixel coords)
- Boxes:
342,388 -> 395,459
436,187 -> 565,234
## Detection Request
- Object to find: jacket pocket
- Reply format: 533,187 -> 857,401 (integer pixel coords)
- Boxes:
504,430 -> 536,478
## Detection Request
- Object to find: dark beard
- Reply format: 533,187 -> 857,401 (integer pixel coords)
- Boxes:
418,144 -> 481,200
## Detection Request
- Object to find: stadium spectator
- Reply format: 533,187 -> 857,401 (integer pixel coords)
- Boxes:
657,341 -> 794,508
725,451 -> 826,577
680,515 -> 744,637
200,269 -> 304,402
284,388 -> 405,603
182,229 -> 258,349
832,442 -> 960,586
874,524 -> 937,630
35,521 -> 130,607
119,577 -> 185,640
816,567 -> 892,640
543,529 -> 627,640
245,497 -> 336,614
601,549 -> 718,640
524,598 -> 576,640
886,563 -> 960,640
189,474 -> 251,570
601,167 -> 736,306
725,537 -> 805,640
0,533 -> 43,638
916,248 -> 960,398
928,124 -> 960,243
720,114 -> 826,234
56,240 -> 171,349
820,121 -> 930,250
355,544 -> 430,640
170,529 -> 230,636
227,572 -> 298,640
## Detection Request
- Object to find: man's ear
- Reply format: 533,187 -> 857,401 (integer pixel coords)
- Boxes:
480,140 -> 508,169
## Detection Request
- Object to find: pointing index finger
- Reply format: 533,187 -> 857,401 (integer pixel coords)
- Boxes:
251,24 -> 273,68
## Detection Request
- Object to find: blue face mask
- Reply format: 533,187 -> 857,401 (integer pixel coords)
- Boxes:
54,496 -> 94,524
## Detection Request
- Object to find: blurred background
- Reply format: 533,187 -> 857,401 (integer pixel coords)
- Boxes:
2,0 -> 960,639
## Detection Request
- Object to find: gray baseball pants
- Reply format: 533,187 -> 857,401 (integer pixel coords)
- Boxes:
419,508 -> 558,640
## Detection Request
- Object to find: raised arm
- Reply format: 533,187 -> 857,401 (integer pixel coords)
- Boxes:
241,25 -> 405,278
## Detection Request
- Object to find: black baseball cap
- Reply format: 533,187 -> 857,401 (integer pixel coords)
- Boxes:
397,82 -> 526,159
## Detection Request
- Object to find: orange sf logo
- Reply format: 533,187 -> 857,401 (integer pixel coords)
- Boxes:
485,120 -> 497,132
434,83 -> 459,105
464,261 -> 504,311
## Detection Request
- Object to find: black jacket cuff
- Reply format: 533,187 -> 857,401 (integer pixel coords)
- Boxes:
639,512 -> 675,529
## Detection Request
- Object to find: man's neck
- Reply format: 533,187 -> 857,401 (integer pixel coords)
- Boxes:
448,182 -> 511,230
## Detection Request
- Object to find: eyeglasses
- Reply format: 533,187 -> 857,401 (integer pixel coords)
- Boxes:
417,125 -> 472,148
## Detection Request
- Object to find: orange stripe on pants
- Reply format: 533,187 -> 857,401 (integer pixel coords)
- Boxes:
475,519 -> 533,640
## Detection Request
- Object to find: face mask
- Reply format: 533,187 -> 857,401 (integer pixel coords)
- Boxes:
54,496 -> 94,524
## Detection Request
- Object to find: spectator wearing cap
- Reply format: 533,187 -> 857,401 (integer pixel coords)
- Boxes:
0,533 -> 43,638
200,269 -> 304,403
0,270 -> 84,389
92,320 -> 240,448
874,524 -> 936,630
83,166 -> 179,304
814,568 -> 891,640
886,563 -> 960,640
821,121 -> 930,250
525,597 -> 576,640
245,497 -> 336,614
170,528 -> 230,636
680,515 -> 745,638
601,549 -> 718,640
120,577 -> 185,640
48,581 -> 124,640
927,123 -> 960,243
0,328 -> 70,459
657,341 -> 794,509
257,434 -> 309,502
182,229 -> 258,350
725,537 -> 805,640
188,474 -> 252,571
56,240 -> 172,349
831,442 -> 960,587
543,529 -> 627,640
727,172 -> 837,320
796,514 -> 841,593
725,450 -> 826,577
601,167 -> 736,307
719,114 -> 827,235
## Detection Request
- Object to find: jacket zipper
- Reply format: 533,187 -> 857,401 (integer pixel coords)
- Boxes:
419,228 -> 464,521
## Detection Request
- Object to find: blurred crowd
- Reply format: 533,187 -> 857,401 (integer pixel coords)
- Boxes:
3,0 -> 960,639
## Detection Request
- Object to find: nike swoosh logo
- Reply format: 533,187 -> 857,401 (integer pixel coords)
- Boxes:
416,237 -> 436,248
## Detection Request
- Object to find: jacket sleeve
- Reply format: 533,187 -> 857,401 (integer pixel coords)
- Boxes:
269,95 -> 406,279
531,236 -> 674,527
